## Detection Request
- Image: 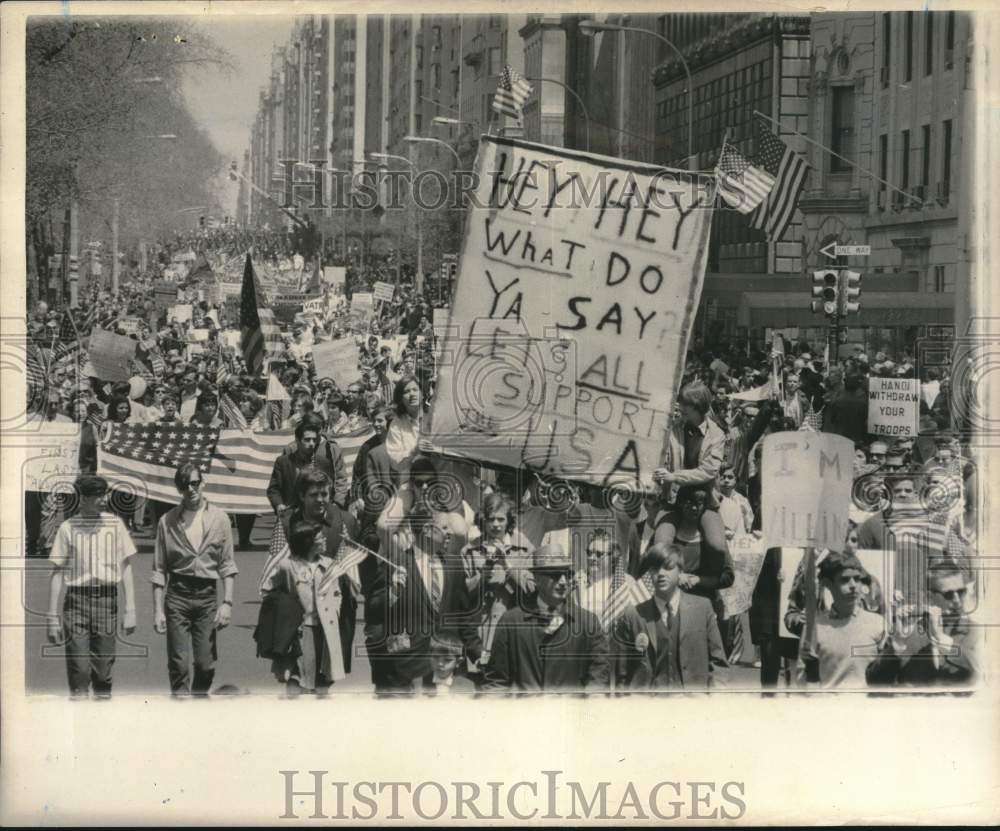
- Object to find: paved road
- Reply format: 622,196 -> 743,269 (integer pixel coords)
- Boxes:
22,514 -> 765,696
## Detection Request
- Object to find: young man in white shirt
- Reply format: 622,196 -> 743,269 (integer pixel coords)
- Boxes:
47,475 -> 137,698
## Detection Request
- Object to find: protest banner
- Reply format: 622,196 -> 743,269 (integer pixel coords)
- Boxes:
349,292 -> 374,332
23,425 -> 82,492
730,379 -> 775,401
312,339 -> 360,385
303,296 -> 325,315
86,328 -> 137,381
221,330 -> 241,349
428,136 -> 716,487
189,328 -> 210,342
118,317 -> 142,335
153,280 -> 177,311
867,377 -> 919,438
718,534 -> 767,618
373,281 -> 395,303
761,432 -> 853,551
273,292 -> 317,324
169,304 -> 193,324
323,265 -> 346,291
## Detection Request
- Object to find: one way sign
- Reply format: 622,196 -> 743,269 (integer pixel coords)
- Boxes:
820,241 -> 871,259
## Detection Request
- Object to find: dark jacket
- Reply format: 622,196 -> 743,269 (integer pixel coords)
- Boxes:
371,546 -> 482,688
358,443 -> 402,534
825,388 -> 869,445
253,591 -> 303,660
614,594 -> 729,690
267,441 -> 349,510
865,620 -> 979,687
481,601 -> 610,694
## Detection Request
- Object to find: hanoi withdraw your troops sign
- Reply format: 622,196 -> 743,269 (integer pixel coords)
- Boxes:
429,136 -> 716,487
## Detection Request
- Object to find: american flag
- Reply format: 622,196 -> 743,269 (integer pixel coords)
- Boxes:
599,573 -> 653,631
259,516 -> 288,593
240,254 -> 282,374
715,142 -> 775,214
749,117 -> 810,241
219,393 -> 247,429
492,65 -> 533,121
98,423 -> 220,504
26,342 -> 49,408
318,537 -> 372,596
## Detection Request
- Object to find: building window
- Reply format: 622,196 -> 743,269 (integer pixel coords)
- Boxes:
415,79 -> 423,101
900,129 -> 910,190
904,12 -> 914,82
924,13 -> 934,75
941,118 -> 953,199
431,63 -> 441,90
415,113 -> 423,133
488,47 -> 501,77
881,12 -> 891,87
830,86 -> 855,172
933,265 -> 946,293
416,45 -> 424,70
921,124 -> 931,191
432,25 -> 442,48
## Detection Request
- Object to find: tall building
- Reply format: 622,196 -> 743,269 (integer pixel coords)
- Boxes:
794,10 -> 968,355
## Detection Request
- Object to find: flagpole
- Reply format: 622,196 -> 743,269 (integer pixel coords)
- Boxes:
752,109 -> 927,209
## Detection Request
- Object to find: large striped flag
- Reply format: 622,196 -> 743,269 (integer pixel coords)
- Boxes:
98,423 -> 221,504
492,65 -> 533,122
240,254 -> 282,374
318,537 -> 373,596
99,424 -> 373,515
749,117 -> 809,242
259,516 -> 288,593
715,142 -> 775,214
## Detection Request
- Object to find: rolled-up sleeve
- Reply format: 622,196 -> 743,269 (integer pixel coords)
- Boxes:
212,508 -> 239,579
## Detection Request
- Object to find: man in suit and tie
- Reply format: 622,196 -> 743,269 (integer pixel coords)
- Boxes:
614,543 -> 729,691
372,501 -> 481,694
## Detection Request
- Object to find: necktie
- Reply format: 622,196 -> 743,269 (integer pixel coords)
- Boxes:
430,554 -> 444,610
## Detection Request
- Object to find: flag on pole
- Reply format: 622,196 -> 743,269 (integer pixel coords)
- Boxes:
240,254 -> 281,374
259,518 -> 289,593
715,142 -> 775,214
219,392 -> 247,429
599,574 -> 653,631
318,538 -> 373,596
749,117 -> 810,241
492,65 -> 533,122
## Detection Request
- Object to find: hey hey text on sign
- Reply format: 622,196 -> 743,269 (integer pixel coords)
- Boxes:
429,136 -> 716,487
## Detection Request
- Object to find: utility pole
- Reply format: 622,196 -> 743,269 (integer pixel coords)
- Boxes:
111,197 -> 120,295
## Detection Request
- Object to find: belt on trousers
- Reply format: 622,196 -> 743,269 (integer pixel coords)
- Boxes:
66,583 -> 117,594
167,573 -> 217,591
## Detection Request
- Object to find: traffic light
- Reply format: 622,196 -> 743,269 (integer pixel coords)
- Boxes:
199,215 -> 205,228
810,269 -> 839,316
840,270 -> 862,315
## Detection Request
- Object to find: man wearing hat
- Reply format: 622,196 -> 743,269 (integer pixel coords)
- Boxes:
482,543 -> 610,693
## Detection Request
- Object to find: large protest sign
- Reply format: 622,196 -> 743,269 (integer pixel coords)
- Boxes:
23,425 -> 82,491
312,339 -> 360,384
153,280 -> 177,310
718,534 -> 767,618
118,317 -> 142,335
373,281 -> 395,303
428,136 -> 716,487
87,328 -> 137,381
867,377 -> 919,438
168,304 -> 193,324
323,265 -> 346,291
761,432 -> 853,551
349,292 -> 374,332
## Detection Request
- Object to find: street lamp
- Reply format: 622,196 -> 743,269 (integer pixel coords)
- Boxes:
523,77 -> 591,152
402,135 -> 462,165
578,19 -> 694,168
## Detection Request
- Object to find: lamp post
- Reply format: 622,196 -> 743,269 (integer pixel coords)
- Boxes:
523,76 -> 592,152
578,19 -> 694,168
402,135 -> 462,165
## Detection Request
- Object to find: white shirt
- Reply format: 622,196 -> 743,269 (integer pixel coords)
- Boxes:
653,591 -> 681,624
412,540 -> 445,607
179,502 -> 207,552
49,513 -> 137,586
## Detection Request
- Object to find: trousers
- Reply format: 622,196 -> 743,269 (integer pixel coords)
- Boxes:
165,576 -> 218,695
63,585 -> 118,696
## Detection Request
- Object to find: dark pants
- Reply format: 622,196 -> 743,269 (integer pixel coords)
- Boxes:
165,575 -> 218,695
235,514 -> 256,547
653,508 -> 728,553
25,490 -> 44,558
63,585 -> 118,697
